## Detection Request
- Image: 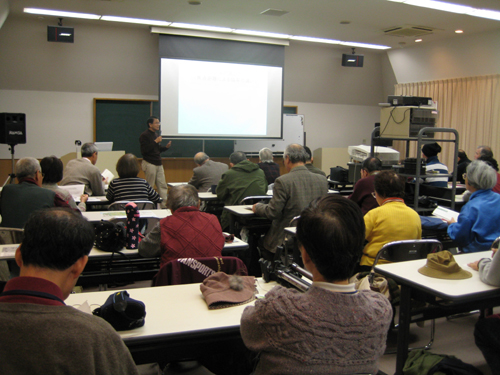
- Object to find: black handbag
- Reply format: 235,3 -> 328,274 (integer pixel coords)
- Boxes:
92,290 -> 146,331
94,220 -> 126,252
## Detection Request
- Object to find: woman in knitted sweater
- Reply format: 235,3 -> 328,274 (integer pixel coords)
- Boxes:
240,195 -> 393,375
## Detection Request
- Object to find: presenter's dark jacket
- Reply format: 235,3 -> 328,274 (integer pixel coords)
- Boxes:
139,129 -> 169,166
0,178 -> 72,228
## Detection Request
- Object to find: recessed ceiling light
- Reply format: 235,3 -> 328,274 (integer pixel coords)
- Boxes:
290,36 -> 342,44
415,38 -> 423,42
233,29 -> 290,39
455,29 -> 464,33
24,7 -> 100,20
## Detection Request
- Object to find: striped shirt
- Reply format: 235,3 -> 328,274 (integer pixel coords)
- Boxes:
424,156 -> 449,187
106,177 -> 161,203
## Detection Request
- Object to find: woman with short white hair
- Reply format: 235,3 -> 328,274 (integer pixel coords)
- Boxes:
447,160 -> 500,253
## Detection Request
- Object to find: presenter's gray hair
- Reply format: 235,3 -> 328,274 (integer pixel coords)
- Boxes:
194,152 -> 209,165
230,151 -> 247,165
466,160 -> 497,190
259,148 -> 273,163
81,143 -> 98,157
284,144 -> 307,164
167,184 -> 199,212
16,157 -> 41,179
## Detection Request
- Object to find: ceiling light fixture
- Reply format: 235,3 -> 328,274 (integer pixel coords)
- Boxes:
415,38 -> 423,42
233,29 -> 290,39
455,29 -> 463,33
101,16 -> 171,27
169,23 -> 232,32
340,41 -> 391,50
24,7 -> 100,20
387,0 -> 500,21
290,36 -> 341,44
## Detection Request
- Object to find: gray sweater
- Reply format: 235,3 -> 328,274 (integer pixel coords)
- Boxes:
478,251 -> 500,286
0,303 -> 139,375
240,285 -> 392,375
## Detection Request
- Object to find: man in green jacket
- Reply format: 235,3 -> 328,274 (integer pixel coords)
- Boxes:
216,151 -> 268,230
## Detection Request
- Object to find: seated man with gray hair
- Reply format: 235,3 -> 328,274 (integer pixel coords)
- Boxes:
253,144 -> 328,259
60,142 -> 105,196
188,152 -> 228,192
446,160 -> 500,252
139,184 -> 224,267
258,147 -> 280,184
0,157 -> 71,228
0,208 -> 139,375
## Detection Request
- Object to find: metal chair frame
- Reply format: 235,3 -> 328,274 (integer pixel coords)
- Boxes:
370,239 -> 443,352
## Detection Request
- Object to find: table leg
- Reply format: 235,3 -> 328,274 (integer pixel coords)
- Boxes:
229,212 -> 236,235
395,284 -> 412,375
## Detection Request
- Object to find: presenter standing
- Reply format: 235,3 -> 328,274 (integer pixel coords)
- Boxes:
139,116 -> 171,208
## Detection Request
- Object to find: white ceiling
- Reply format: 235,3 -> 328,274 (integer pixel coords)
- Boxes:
8,0 -> 500,51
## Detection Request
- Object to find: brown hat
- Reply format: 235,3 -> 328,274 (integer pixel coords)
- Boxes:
418,250 -> 472,279
200,272 -> 256,310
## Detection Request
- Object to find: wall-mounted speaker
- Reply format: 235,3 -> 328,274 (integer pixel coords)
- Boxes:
0,113 -> 26,145
342,54 -> 364,67
47,26 -> 74,43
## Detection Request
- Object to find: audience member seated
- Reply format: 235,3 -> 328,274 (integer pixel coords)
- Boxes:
257,147 -> 280,185
253,144 -> 328,259
241,195 -> 393,375
187,152 -> 228,192
41,155 -> 87,212
347,156 -> 381,215
359,170 -> 421,272
421,142 -> 449,187
453,149 -> 471,184
468,241 -> 500,286
139,184 -> 224,267
0,208 -> 138,375
303,146 -> 326,177
106,153 -> 161,204
216,151 -> 268,231
475,145 -> 493,160
60,142 -> 105,196
446,160 -> 500,253
0,157 -> 72,228
478,155 -> 500,194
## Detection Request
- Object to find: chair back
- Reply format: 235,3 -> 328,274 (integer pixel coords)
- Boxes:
373,239 -> 443,267
108,200 -> 156,211
240,196 -> 272,205
152,256 -> 248,286
0,228 -> 24,244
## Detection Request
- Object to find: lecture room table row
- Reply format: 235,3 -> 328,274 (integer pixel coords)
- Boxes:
63,252 -> 500,368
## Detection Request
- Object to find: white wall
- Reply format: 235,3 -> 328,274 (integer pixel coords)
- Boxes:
0,14 -> 389,159
388,29 -> 500,84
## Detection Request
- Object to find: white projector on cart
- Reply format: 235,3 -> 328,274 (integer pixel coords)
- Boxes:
348,145 -> 400,166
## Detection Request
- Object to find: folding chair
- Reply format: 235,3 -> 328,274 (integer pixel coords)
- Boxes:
108,200 -> 156,211
370,239 -> 443,351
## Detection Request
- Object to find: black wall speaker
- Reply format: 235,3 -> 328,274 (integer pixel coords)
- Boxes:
0,113 -> 26,145
342,54 -> 364,67
47,26 -> 74,43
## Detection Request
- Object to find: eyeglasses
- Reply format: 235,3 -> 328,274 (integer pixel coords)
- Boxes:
371,192 -> 376,198
462,173 -> 467,181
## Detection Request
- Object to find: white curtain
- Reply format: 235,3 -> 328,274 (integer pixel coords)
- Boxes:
392,74 -> 500,169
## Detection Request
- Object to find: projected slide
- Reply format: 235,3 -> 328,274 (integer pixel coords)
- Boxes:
160,58 -> 283,139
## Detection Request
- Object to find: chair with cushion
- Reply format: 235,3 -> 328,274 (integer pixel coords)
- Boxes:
152,256 -> 248,286
370,239 -> 443,351
108,200 -> 156,211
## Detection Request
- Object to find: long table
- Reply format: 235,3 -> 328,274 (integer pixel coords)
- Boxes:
375,252 -> 500,375
66,279 -> 276,365
82,209 -> 171,223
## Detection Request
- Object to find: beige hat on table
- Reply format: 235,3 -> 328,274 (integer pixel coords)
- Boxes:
418,250 -> 472,280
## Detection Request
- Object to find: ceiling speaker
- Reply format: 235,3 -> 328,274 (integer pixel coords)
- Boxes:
342,54 -> 364,67
47,26 -> 74,43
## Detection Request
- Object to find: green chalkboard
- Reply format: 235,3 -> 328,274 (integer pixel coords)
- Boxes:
95,99 -> 288,158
